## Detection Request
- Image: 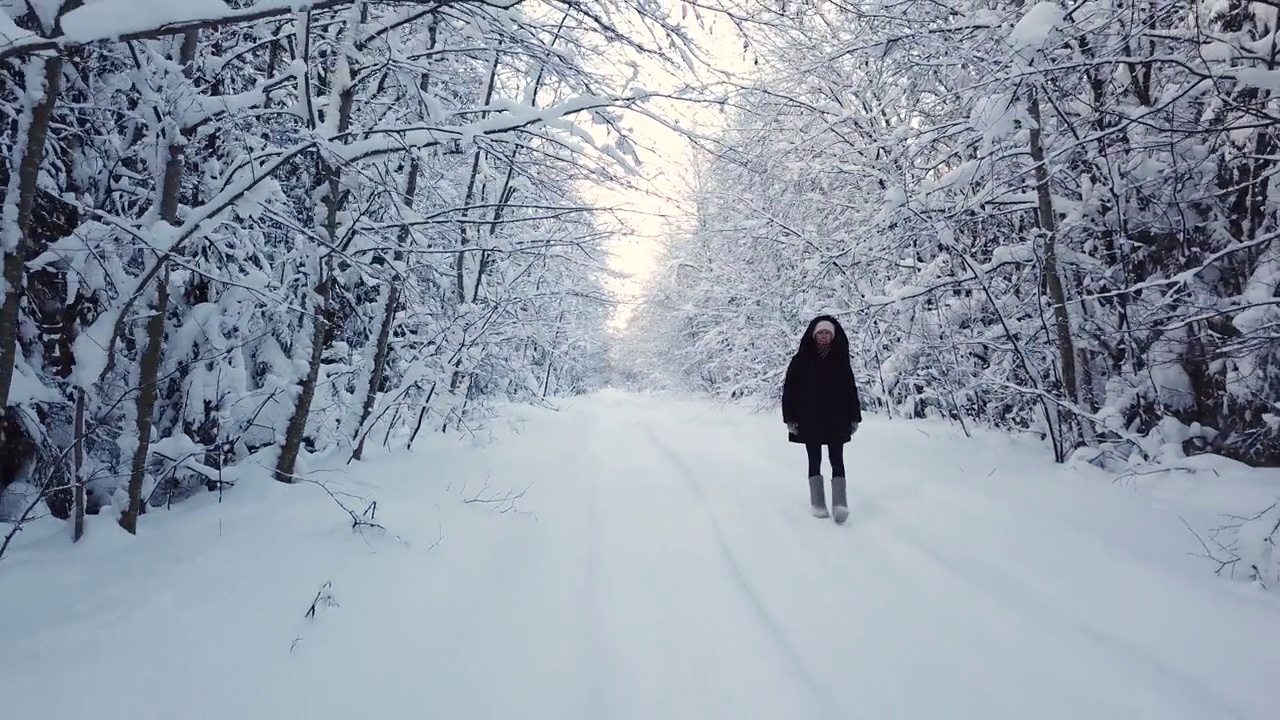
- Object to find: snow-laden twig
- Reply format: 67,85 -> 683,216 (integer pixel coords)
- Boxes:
0,0 -> 519,60
460,474 -> 534,517
295,476 -> 385,532
1184,504 -> 1280,589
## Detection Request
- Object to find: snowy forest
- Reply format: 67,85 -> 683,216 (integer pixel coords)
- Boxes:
626,0 -> 1280,474
3,0 -> 1280,549
6,3 -> 1280,715
0,0 -> 697,542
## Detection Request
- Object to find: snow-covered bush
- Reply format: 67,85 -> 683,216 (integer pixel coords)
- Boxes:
628,0 -> 1280,469
0,0 -> 699,541
1232,503 -> 1280,588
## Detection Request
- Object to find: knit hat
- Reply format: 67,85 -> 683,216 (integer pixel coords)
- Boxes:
813,320 -> 835,337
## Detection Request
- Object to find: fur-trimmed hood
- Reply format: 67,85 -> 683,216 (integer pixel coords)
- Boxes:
795,314 -> 850,359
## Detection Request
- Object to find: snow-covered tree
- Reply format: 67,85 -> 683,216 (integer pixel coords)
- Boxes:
632,0 -> 1280,470
0,0 -> 701,540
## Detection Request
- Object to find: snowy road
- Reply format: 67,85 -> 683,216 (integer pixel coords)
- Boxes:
4,391 -> 1280,719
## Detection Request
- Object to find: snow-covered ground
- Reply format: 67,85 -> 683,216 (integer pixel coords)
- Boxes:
3,390 -> 1279,719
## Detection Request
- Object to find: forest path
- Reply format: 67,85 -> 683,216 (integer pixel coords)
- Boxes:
3,391 -> 1279,719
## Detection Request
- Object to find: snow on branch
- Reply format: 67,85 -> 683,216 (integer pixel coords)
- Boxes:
460,474 -> 532,516
0,0 -> 520,59
337,93 -> 656,164
1185,503 -> 1280,589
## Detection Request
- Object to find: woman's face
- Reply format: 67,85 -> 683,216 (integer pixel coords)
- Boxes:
815,328 -> 834,345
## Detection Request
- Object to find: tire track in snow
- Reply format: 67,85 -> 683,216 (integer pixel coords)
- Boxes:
661,414 -> 1004,715
862,496 -> 1255,719
686,445 -> 1079,713
760,444 -> 1254,720
667,412 -> 1242,716
796,427 -> 1248,715
639,404 -> 866,604
578,405 -> 610,719
639,422 -> 842,717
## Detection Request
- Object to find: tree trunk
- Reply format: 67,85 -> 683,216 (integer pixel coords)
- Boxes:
541,358 -> 554,397
406,382 -> 436,451
351,283 -> 399,461
275,268 -> 330,483
351,159 -> 418,461
119,270 -> 169,534
72,387 -> 85,542
1027,89 -> 1081,444
275,9 -> 359,481
119,31 -> 197,530
0,56 -> 63,410
455,52 -> 501,303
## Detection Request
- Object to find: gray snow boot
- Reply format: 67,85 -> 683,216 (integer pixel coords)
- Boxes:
808,475 -> 829,518
831,476 -> 849,525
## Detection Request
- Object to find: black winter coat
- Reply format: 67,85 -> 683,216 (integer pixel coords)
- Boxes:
781,315 -> 863,445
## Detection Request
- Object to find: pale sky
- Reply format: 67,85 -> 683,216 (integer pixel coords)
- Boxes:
586,110 -> 701,331
574,11 -> 753,331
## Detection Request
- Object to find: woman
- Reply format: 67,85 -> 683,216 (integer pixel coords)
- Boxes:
781,315 -> 862,523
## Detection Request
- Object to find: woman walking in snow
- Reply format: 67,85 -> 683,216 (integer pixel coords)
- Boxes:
781,315 -> 863,523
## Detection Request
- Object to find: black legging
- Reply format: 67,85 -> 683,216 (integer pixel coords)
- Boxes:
806,442 -> 845,478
